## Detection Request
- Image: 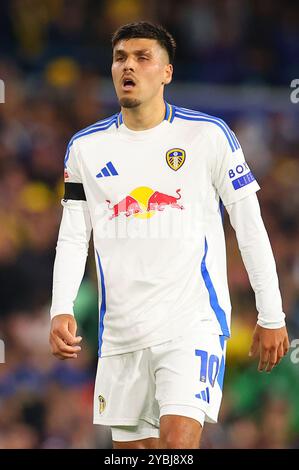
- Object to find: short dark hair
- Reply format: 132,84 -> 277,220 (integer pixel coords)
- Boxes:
112,21 -> 176,64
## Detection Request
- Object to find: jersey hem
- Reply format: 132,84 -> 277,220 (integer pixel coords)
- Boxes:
99,325 -> 230,357
99,335 -> 181,357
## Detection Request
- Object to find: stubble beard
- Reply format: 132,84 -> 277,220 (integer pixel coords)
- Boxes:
119,97 -> 141,108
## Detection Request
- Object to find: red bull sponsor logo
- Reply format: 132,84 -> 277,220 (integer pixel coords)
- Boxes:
106,186 -> 184,220
147,189 -> 183,211
106,195 -> 142,219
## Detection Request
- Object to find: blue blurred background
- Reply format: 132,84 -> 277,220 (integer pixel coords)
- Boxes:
0,0 -> 299,449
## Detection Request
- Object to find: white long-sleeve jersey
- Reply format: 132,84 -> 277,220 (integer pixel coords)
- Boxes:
50,103 -> 285,357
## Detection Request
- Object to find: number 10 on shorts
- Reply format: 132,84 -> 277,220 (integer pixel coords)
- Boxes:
195,349 -> 220,387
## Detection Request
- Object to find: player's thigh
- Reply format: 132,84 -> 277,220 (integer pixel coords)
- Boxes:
159,414 -> 203,449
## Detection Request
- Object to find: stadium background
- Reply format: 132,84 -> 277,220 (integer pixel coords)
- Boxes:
0,0 -> 299,448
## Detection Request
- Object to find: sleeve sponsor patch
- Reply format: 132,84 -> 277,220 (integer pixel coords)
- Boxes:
228,162 -> 256,190
232,171 -> 256,190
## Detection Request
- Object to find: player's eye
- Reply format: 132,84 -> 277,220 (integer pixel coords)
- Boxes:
138,56 -> 148,61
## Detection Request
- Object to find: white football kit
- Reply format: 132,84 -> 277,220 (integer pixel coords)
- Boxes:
51,103 -> 285,437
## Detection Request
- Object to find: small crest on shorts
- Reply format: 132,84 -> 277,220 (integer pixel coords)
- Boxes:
98,395 -> 106,414
166,148 -> 186,171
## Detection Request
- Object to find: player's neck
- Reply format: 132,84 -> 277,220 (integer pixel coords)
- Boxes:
121,98 -> 166,131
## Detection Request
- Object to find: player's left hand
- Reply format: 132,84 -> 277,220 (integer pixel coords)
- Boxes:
249,324 -> 289,372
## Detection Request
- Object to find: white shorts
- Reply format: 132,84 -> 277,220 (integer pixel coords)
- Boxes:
93,330 -> 227,441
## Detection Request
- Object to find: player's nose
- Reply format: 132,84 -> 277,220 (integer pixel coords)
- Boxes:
123,57 -> 135,71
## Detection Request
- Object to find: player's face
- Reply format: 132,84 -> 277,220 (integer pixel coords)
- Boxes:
111,38 -> 173,108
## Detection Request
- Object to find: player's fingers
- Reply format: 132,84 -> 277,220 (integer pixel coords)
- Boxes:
49,334 -> 77,356
283,336 -> 290,355
53,335 -> 81,354
249,334 -> 260,358
265,347 -> 277,372
258,347 -> 269,372
68,318 -> 78,338
275,343 -> 285,366
49,337 -> 79,359
56,328 -> 82,346
53,351 -> 78,360
50,329 -> 76,350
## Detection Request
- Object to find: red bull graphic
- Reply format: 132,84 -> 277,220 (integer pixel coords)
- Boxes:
147,189 -> 183,211
106,186 -> 184,220
106,196 -> 142,219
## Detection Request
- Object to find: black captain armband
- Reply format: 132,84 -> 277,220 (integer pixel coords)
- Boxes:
63,182 -> 86,201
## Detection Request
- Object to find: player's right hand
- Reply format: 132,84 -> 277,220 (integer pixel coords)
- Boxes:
49,314 -> 82,360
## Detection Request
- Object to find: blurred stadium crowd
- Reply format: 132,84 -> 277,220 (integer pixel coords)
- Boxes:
0,0 -> 299,449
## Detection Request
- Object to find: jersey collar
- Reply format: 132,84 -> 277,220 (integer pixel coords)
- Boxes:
116,101 -> 175,129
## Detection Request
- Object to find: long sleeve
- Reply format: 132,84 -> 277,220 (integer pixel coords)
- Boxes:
50,200 -> 92,318
50,136 -> 92,319
226,193 -> 286,328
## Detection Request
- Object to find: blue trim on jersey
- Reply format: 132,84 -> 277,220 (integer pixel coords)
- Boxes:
67,116 -> 117,146
217,355 -> 225,390
175,112 -> 237,152
64,116 -> 117,168
201,237 -> 230,337
231,130 -> 241,150
219,199 -> 225,224
191,108 -> 240,151
116,112 -> 124,128
176,106 -> 240,150
116,102 -> 175,128
169,103 -> 176,123
175,107 -> 240,152
219,335 -> 226,350
164,101 -> 175,122
96,250 -> 107,357
164,101 -> 170,121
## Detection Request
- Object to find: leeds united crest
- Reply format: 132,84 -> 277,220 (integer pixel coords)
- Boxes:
166,148 -> 186,171
98,395 -> 106,414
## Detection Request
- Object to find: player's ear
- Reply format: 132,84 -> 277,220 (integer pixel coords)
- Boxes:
163,63 -> 173,85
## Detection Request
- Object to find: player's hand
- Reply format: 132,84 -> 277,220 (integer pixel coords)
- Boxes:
50,314 -> 82,360
249,324 -> 289,372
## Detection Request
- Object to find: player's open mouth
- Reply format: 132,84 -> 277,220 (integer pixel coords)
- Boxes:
122,79 -> 136,90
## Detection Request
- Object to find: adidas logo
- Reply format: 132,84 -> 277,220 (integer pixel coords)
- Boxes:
195,386 -> 210,403
96,161 -> 119,178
